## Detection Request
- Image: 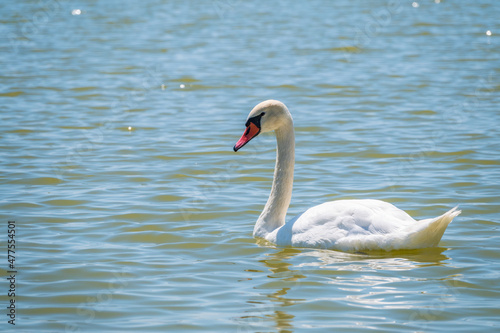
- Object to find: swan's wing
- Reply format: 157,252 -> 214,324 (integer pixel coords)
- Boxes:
273,199 -> 416,250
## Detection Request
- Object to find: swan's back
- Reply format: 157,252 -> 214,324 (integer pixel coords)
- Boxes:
268,199 -> 459,251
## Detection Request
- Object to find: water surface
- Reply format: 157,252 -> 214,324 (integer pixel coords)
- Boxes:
1,0 -> 499,332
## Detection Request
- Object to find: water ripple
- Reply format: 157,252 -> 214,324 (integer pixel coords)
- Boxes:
1,0 -> 499,332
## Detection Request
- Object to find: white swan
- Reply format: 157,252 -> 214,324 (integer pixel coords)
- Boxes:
233,100 -> 460,251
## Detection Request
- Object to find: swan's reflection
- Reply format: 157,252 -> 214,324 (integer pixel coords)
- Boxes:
237,248 -> 303,332
238,245 -> 452,332
298,247 -> 451,271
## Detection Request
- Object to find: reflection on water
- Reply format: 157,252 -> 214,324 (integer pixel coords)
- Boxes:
300,247 -> 451,270
240,246 -> 455,331
238,248 -> 303,332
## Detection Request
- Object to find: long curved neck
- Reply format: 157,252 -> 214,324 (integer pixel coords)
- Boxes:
254,121 -> 295,238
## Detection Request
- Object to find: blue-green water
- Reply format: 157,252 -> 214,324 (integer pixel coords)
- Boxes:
1,0 -> 500,332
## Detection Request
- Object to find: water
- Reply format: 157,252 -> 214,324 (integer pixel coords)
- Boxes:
1,0 -> 499,331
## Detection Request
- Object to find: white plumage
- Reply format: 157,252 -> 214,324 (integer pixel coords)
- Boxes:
269,199 -> 459,251
234,100 -> 460,251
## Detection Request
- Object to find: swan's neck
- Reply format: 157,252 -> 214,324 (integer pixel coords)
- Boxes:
254,122 -> 295,238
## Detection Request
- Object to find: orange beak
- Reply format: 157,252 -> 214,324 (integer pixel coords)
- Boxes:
233,122 -> 260,152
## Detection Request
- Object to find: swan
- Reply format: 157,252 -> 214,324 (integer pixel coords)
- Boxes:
233,100 -> 460,251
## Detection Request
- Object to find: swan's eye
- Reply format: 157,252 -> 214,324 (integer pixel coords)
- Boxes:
246,112 -> 266,129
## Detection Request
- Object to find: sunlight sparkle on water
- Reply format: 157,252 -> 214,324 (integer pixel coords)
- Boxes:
71,9 -> 82,15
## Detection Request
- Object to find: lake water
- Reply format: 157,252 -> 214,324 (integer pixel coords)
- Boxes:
1,0 -> 499,332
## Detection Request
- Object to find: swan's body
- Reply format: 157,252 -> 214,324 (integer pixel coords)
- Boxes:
234,100 -> 460,251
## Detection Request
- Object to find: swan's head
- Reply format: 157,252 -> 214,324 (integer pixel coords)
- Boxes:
233,100 -> 292,152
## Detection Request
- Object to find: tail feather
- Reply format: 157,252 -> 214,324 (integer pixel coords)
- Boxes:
405,207 -> 461,249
